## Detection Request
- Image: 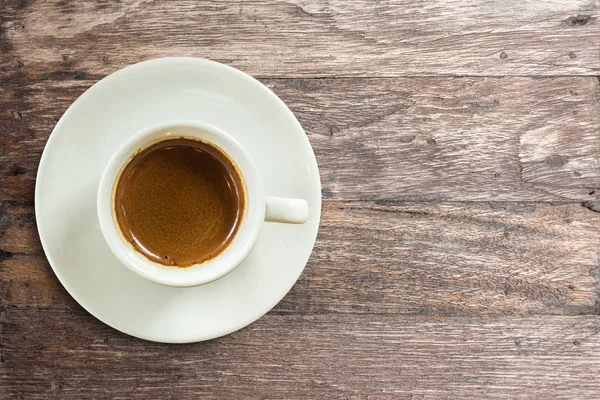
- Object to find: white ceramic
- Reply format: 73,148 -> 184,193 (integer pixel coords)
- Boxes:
97,121 -> 309,287
35,57 -> 321,343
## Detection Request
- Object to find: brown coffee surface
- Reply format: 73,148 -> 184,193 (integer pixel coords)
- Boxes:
114,138 -> 244,267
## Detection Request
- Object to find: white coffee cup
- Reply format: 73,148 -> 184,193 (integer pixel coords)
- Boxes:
97,121 -> 308,287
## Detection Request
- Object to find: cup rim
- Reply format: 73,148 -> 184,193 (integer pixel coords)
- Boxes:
97,120 -> 265,287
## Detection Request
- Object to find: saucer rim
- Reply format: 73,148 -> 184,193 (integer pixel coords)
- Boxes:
35,57 -> 321,343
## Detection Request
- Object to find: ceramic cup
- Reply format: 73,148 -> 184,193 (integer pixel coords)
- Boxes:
97,120 -> 308,287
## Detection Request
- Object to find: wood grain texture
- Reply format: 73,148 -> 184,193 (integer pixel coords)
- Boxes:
2,0 -> 600,398
2,201 -> 600,316
0,0 -> 599,79
2,309 -> 600,399
2,77 -> 600,201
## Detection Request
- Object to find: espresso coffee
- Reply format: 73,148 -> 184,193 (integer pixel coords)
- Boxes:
114,138 -> 245,267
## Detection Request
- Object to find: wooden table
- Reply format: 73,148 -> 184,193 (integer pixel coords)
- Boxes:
2,1 -> 600,398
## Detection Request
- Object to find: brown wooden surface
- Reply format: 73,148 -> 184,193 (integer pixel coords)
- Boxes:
1,1 -> 600,399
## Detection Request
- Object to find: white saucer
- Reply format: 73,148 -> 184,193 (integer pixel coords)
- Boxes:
35,58 -> 321,343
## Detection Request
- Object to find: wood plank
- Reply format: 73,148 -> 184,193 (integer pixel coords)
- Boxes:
1,0 -> 599,79
2,77 -> 600,202
3,201 -> 599,315
284,76 -> 600,202
281,200 -> 600,316
2,309 -> 600,399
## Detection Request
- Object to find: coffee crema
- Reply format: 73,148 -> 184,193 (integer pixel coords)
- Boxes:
113,138 -> 245,267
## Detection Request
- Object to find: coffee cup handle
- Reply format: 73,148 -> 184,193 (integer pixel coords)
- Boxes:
265,196 -> 309,224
